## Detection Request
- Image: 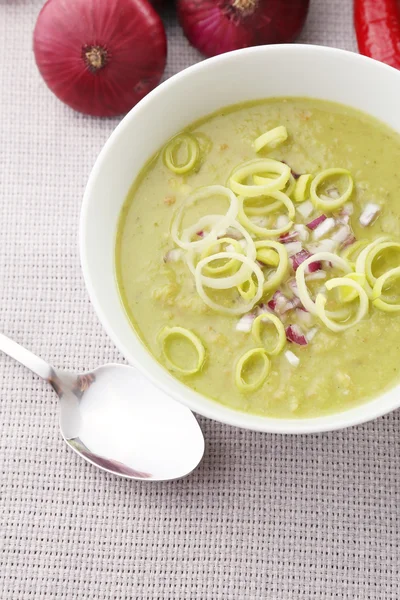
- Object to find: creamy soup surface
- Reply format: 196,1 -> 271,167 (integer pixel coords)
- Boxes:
116,98 -> 400,419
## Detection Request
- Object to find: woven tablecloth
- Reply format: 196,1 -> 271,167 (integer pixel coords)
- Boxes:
1,1 -> 399,598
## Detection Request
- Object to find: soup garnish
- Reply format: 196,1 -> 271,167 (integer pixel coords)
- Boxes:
116,98 -> 400,418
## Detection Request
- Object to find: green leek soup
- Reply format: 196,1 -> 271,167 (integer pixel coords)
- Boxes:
116,98 -> 400,419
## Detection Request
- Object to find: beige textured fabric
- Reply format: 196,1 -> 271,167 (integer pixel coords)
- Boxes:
1,0 -> 399,598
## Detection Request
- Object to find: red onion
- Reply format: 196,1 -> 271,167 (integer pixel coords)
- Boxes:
296,200 -> 314,219
286,324 -> 308,345
290,249 -> 321,273
284,349 -> 300,366
279,231 -> 299,243
340,202 -> 354,216
285,241 -> 303,257
293,223 -> 310,242
332,225 -> 352,245
312,217 -> 336,240
325,186 -> 340,199
341,234 -> 357,250
267,291 -> 280,312
164,248 -> 182,263
268,290 -> 301,314
306,214 -> 327,230
236,312 -> 256,332
305,327 -> 318,342
295,308 -> 314,328
359,203 -> 381,227
33,0 -> 167,117
177,0 -> 310,58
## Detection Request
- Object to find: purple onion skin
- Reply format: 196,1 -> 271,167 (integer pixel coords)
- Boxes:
177,0 -> 310,58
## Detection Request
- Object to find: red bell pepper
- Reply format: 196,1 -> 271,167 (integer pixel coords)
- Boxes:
354,0 -> 400,69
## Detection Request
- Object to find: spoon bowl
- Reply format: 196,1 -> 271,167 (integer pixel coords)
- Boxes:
0,333 -> 205,481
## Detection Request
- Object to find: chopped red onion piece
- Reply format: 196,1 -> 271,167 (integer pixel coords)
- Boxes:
305,270 -> 327,281
268,291 -> 301,314
286,324 -> 308,346
279,230 -> 299,243
337,214 -> 350,225
286,297 -> 302,312
295,308 -> 314,328
306,327 -> 318,342
359,203 -> 381,227
290,249 -> 322,273
341,202 -> 354,216
332,225 -> 352,244
236,313 -> 256,332
196,230 -> 205,238
285,241 -> 303,256
341,234 -> 357,250
276,214 -> 290,228
293,224 -> 310,242
255,303 -> 270,316
308,238 -> 338,254
267,292 -> 279,311
288,278 -> 300,297
284,350 -> 300,367
307,214 -> 327,230
313,217 -> 336,240
325,186 -> 340,199
163,248 -> 182,263
308,260 -> 322,273
296,200 -> 314,219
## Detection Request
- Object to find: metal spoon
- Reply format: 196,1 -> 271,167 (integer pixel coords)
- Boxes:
0,333 -> 205,481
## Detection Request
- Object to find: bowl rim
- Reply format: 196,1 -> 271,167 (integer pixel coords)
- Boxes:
80,43 -> 400,434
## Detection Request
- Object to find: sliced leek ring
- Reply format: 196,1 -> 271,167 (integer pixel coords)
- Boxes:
337,273 -> 366,303
253,173 -> 296,200
252,313 -> 286,356
285,174 -> 296,198
364,241 -> 400,287
201,237 -> 244,276
372,266 -> 400,312
229,159 -> 291,197
341,239 -> 369,264
184,217 -> 256,276
237,277 -> 257,301
158,326 -> 205,375
163,133 -> 199,174
293,174 -> 313,203
256,247 -> 280,267
195,251 -> 264,315
310,168 -> 353,212
242,193 -> 282,217
238,192 -> 295,237
355,236 -> 390,297
255,240 -> 289,292
315,278 -> 369,332
235,348 -> 270,392
253,126 -> 288,152
171,185 -> 239,251
295,252 -> 352,315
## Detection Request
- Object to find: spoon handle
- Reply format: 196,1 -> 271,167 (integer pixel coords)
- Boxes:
0,332 -> 54,380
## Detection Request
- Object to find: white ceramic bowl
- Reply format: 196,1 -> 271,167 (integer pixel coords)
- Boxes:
81,44 -> 400,434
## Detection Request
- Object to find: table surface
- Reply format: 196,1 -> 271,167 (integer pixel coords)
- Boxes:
1,1 -> 399,598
